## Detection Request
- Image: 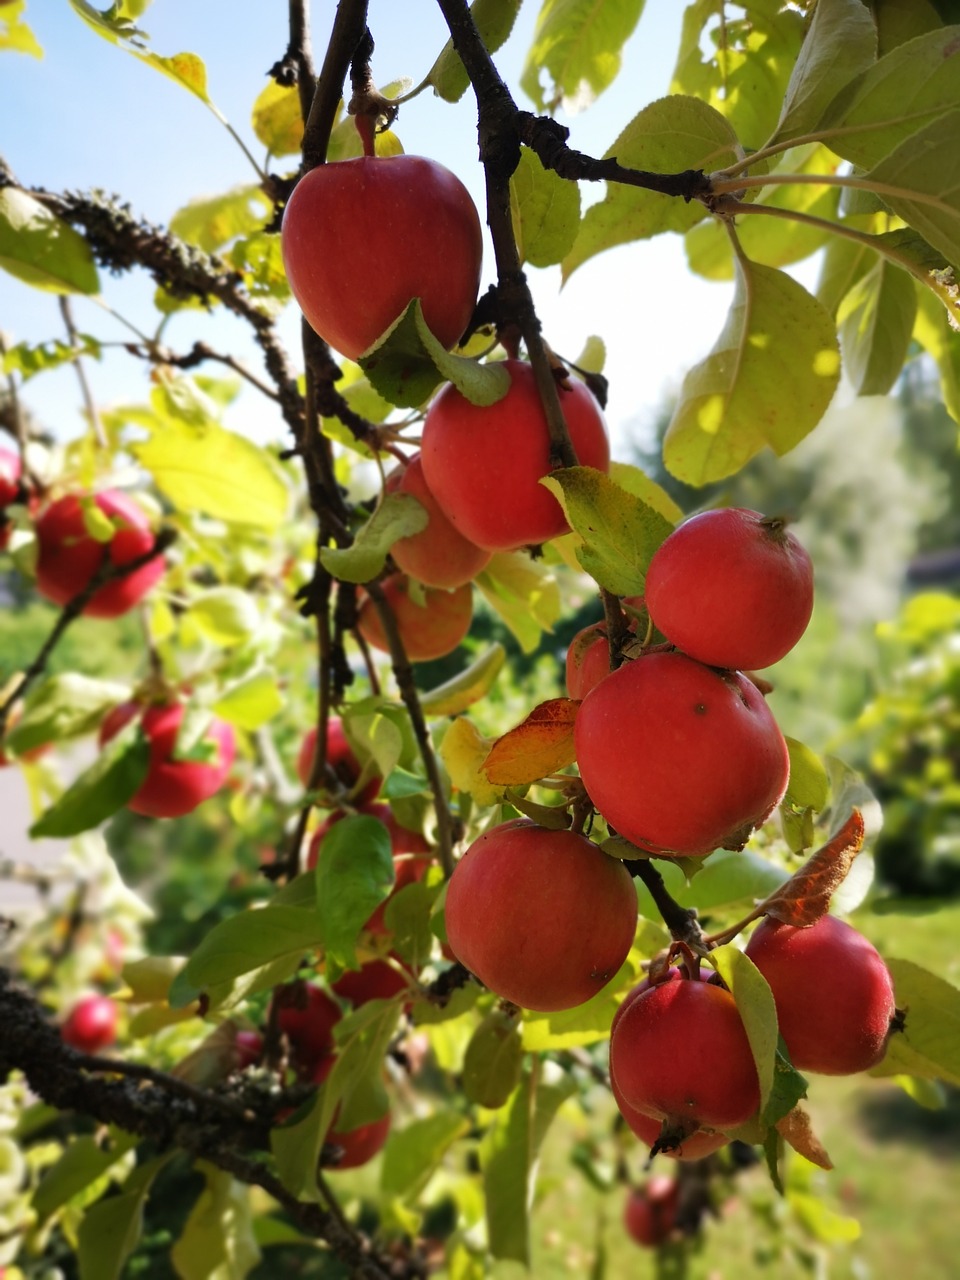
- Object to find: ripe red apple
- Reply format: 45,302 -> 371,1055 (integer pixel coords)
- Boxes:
61,994 -> 118,1053
281,148 -> 482,360
326,1110 -> 391,1170
331,956 -> 416,1007
357,574 -> 473,662
444,819 -> 638,1012
623,1177 -> 680,1247
745,913 -> 897,1075
420,360 -> 611,551
98,701 -> 236,819
386,454 -> 491,589
273,981 -> 342,1076
297,716 -> 380,801
234,1029 -> 264,1070
566,622 -> 613,700
610,976 -> 760,1141
575,651 -> 790,857
0,447 -> 24,550
35,489 -> 166,619
645,508 -> 814,671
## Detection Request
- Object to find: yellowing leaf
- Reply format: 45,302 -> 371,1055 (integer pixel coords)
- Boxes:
776,1106 -> 833,1170
663,259 -> 841,486
759,809 -> 865,927
420,644 -> 506,717
137,50 -> 210,103
251,79 -> 304,156
475,552 -> 561,655
0,0 -> 43,58
439,717 -> 503,806
482,698 -> 579,786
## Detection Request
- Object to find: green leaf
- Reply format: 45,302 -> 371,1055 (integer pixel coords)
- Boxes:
428,0 -> 523,102
607,461 -> 683,523
816,233 -> 874,318
520,0 -> 646,112
130,418 -> 289,529
463,1010 -> 525,1108
509,146 -> 581,268
170,907 -> 324,1007
871,958 -> 960,1086
873,0 -> 942,56
863,110 -> 960,265
630,851 -> 787,922
820,26 -> 960,169
562,96 -> 739,280
482,1062 -> 576,1265
540,465 -> 673,596
475,553 -> 561,655
170,1163 -> 260,1280
781,737 -> 831,854
77,1154 -> 172,1280
671,0 -> 805,150
0,188 -> 99,294
169,184 -> 271,254
914,284 -> 960,424
771,0 -> 877,145
314,815 -> 394,971
185,587 -> 262,647
212,670 -> 284,732
0,1 -> 43,58
663,259 -> 841,486
319,493 -> 429,585
359,300 -> 511,410
7,673 -> 131,755
33,1131 -> 138,1221
2,333 -> 101,381
29,721 -> 150,838
384,881 -> 436,969
709,945 -> 779,1114
250,80 -> 303,156
420,644 -> 506,716
837,257 -> 918,395
686,145 -> 842,281
521,956 -> 638,1051
380,1112 -> 471,1201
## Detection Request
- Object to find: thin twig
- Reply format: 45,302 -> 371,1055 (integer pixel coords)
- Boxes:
59,296 -> 108,449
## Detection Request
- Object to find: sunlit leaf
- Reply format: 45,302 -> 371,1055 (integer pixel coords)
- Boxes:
7,673 -> 131,755
463,1009 -> 524,1108
2,333 -> 101,381
482,698 -> 579,785
185,586 -> 261,647
913,284 -> 960,424
135,49 -> 210,104
251,79 -> 303,156
319,493 -> 429,584
212,671 -> 284,731
439,717 -> 503,807
772,0 -> 877,145
510,146 -> 581,268
0,0 -> 43,57
429,0 -> 523,102
663,259 -> 841,486
33,1131 -> 138,1222
380,1112 -> 471,1202
314,815 -> 395,971
475,553 -> 561,655
871,959 -> 960,1086
169,184 -> 271,254
0,188 -> 99,294
520,0 -> 646,113
77,1155 -> 173,1280
709,945 -> 779,1113
838,257 -> 917,395
562,96 -> 739,280
420,644 -> 506,716
170,1163 -> 260,1280
29,721 -> 150,838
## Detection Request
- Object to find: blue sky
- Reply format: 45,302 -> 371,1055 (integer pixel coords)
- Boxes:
2,1 -> 748,454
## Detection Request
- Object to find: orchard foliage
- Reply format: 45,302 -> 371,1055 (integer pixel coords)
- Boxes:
1,1 -> 960,1278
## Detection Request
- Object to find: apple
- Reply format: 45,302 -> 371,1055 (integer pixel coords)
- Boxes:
98,701 -> 236,819
325,1110 -> 391,1171
623,1177 -> 680,1247
234,1030 -> 264,1070
386,454 -> 491,589
0,447 -> 24,550
281,146 -> 482,360
273,981 -> 342,1077
575,651 -> 790,857
645,508 -> 814,671
565,622 -> 615,700
610,976 -> 760,1144
444,819 -> 638,1011
357,573 -> 473,663
745,913 -> 897,1075
331,956 -> 416,1007
61,994 -> 118,1053
35,489 -> 166,619
421,360 -> 610,551
297,715 -> 380,801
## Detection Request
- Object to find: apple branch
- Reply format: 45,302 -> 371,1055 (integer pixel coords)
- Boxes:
0,968 -> 425,1280
622,858 -> 709,952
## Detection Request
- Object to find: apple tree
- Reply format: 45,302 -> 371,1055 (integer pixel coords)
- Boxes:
1,1 -> 960,1277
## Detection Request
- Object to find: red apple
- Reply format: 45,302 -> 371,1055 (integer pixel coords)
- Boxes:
421,360 -> 610,551
565,622 -> 612,700
331,956 -> 416,1006
0,447 -> 24,550
273,981 -> 342,1076
386,454 -> 491,589
444,819 -> 638,1011
645,508 -> 814,671
35,489 -> 166,618
61,994 -> 118,1053
281,150 -> 482,360
575,651 -> 790,857
234,1030 -> 264,1070
623,1177 -> 680,1247
610,976 -> 760,1141
297,716 -> 380,802
745,913 -> 897,1075
357,574 -> 473,662
326,1110 -> 391,1170
98,701 -> 235,819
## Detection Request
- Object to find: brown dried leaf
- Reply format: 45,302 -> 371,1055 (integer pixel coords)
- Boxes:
759,809 -> 865,927
776,1105 -> 833,1170
482,698 -> 579,786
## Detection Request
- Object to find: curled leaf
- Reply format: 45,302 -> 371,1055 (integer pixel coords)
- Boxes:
482,698 -> 579,786
758,809 -> 865,927
776,1105 -> 833,1170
